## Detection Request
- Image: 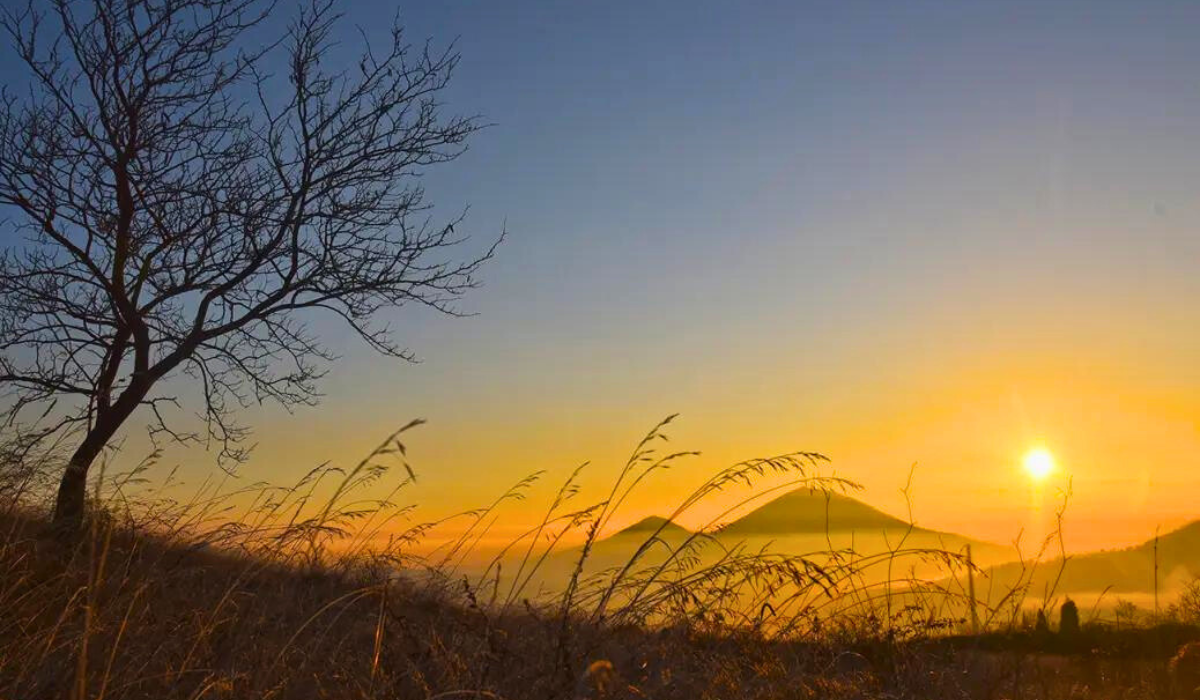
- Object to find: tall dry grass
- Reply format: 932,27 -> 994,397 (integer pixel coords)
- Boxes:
0,418 -> 1188,699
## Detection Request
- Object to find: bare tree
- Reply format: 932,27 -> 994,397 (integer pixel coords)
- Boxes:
0,0 -> 497,534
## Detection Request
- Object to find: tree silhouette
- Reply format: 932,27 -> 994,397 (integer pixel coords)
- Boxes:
0,0 -> 496,533
1034,608 -> 1050,637
1059,599 -> 1080,637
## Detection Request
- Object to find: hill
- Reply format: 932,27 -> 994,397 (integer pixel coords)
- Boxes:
718,488 -> 918,535
978,520 -> 1200,603
0,508 -> 1176,700
612,515 -> 692,538
583,489 -> 1012,574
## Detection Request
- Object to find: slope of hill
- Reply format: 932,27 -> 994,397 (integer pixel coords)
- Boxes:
718,488 -> 917,535
1,509 -> 1175,699
583,488 -> 1012,572
612,515 -> 691,538
978,520 -> 1200,602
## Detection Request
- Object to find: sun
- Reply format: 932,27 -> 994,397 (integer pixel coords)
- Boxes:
1023,448 -> 1055,481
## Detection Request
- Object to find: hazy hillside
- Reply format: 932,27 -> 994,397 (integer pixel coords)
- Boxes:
613,515 -> 692,538
542,488 -> 1017,583
977,520 -> 1200,604
718,489 -> 918,535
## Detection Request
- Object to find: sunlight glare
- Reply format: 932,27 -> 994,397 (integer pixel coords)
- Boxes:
1023,448 -> 1055,481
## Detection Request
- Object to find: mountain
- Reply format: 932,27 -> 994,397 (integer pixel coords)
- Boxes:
532,490 -> 1012,593
718,488 -> 918,535
612,516 -> 691,538
530,515 -> 692,581
977,520 -> 1200,602
597,488 -> 1008,563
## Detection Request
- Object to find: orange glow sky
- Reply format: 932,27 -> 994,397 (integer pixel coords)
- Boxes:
240,298 -> 1198,554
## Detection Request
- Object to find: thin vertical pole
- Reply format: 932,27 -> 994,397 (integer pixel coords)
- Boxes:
967,544 -> 979,634
1154,526 -> 1160,617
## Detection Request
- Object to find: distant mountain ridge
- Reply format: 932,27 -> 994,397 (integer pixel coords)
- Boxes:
718,488 -> 920,535
613,516 -> 690,538
557,488 -> 1013,587
978,519 -> 1200,598
609,487 -> 997,546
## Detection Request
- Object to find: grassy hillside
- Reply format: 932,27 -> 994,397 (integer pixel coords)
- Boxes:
1,506 -> 1193,700
1,421 -> 1195,699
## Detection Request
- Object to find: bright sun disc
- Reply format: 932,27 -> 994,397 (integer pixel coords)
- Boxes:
1023,448 -> 1055,480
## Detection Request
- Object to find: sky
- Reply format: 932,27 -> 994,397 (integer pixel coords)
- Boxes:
2,1 -> 1199,553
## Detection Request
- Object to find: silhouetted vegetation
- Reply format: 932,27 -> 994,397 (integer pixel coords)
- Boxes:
1036,608 -> 1051,636
1061,599 -> 1081,638
2,419 -> 1199,699
0,0 -> 497,535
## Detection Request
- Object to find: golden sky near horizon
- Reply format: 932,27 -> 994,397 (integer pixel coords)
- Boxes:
199,291 -> 1200,556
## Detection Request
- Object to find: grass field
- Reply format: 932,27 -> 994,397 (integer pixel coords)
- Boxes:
3,422 -> 1200,699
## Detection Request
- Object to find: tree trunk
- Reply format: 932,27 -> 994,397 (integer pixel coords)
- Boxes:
51,395 -> 145,535
51,433 -> 108,534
